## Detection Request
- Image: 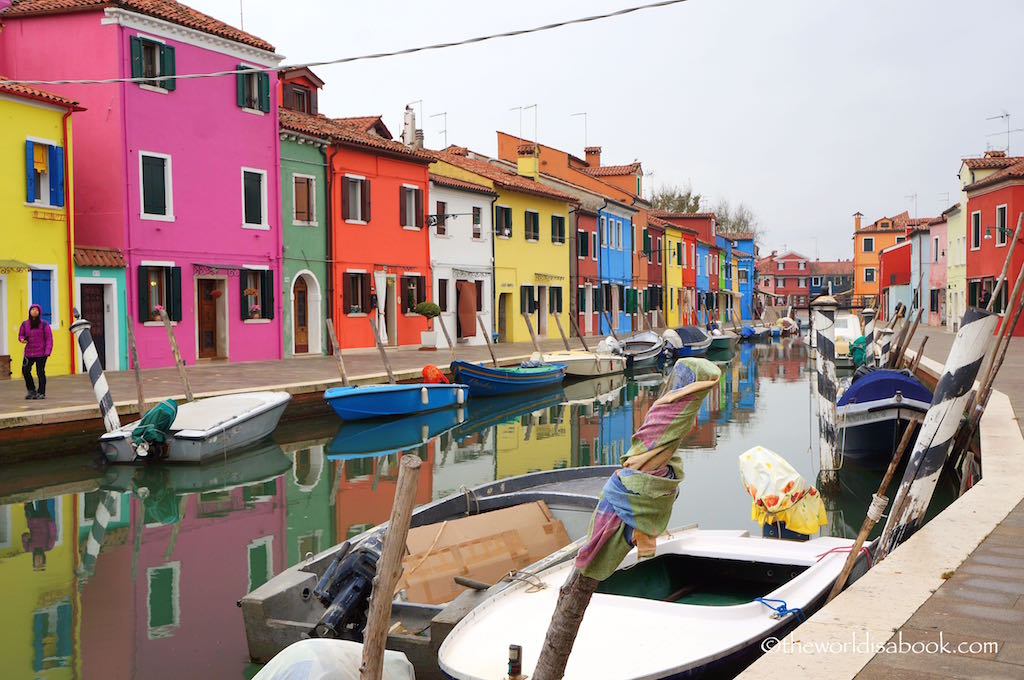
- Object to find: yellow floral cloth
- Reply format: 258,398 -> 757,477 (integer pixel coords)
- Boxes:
738,445 -> 827,536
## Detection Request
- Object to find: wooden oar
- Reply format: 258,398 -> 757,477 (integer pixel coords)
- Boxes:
477,314 -> 499,367
158,308 -> 193,401
325,319 -> 350,386
368,316 -> 396,385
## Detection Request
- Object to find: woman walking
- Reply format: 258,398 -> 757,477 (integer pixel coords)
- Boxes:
19,303 -> 52,399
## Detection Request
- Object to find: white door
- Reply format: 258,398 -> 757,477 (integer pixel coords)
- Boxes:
584,285 -> 593,335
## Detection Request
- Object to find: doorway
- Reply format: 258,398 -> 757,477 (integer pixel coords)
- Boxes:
455,280 -> 477,339
497,292 -> 510,342
385,276 -> 398,346
584,284 -> 593,335
293,277 -> 309,353
196,278 -> 226,359
80,284 -> 107,369
536,284 -> 548,337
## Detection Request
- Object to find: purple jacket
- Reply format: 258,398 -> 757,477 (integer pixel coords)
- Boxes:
22,516 -> 57,552
19,305 -> 53,358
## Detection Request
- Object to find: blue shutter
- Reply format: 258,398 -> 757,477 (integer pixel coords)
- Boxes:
25,140 -> 35,203
49,145 -> 65,207
31,270 -> 53,324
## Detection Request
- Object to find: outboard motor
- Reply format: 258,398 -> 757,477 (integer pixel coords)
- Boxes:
310,534 -> 383,640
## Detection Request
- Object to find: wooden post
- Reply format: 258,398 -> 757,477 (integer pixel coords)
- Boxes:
986,211 -> 1023,311
522,312 -> 542,354
158,309 -> 193,402
601,309 -> 619,340
436,314 -> 457,362
568,313 -> 591,352
368,317 -> 396,385
532,570 -> 600,680
325,319 -> 350,387
125,317 -> 147,416
892,308 -> 923,369
553,313 -> 572,351
478,314 -> 499,367
360,454 -> 422,680
909,336 -> 928,374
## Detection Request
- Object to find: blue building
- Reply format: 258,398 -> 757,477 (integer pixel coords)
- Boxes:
695,241 -> 711,324
730,234 -> 757,320
808,260 -> 855,300
597,206 -> 635,335
716,235 -> 734,322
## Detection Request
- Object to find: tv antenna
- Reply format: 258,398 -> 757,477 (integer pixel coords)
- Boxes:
986,111 -> 1024,153
905,193 -> 918,221
570,112 -> 588,148
430,111 -> 447,148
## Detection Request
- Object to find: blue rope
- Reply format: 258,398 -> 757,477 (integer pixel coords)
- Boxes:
755,597 -> 805,622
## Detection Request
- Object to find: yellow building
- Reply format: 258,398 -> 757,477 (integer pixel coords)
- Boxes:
495,403 -> 572,478
430,147 -> 576,343
662,225 -> 685,326
1,80 -> 81,378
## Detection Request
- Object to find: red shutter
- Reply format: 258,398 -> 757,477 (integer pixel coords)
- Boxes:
399,187 -> 408,227
361,179 -> 371,222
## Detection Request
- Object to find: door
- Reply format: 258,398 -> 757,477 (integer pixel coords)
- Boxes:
30,270 -> 52,324
198,279 -> 218,359
293,277 -> 309,353
497,293 -> 509,342
584,284 -> 593,335
456,280 -> 476,339
385,277 -> 397,346
80,284 -> 106,369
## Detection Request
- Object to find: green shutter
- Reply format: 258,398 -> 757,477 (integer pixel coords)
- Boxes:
240,270 -> 250,320
520,285 -> 528,313
578,287 -> 586,313
236,65 -> 247,107
259,72 -> 271,113
643,229 -> 650,253
160,43 -> 176,90
141,156 -> 166,215
130,36 -> 143,78
168,267 -> 182,321
643,288 -> 650,312
261,270 -> 274,320
137,266 -> 150,320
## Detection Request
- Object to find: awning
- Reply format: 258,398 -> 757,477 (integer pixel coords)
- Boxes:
0,259 -> 30,271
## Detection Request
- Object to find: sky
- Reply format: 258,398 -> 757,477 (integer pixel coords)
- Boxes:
192,0 -> 1024,260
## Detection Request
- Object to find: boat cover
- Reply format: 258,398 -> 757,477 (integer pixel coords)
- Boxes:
838,369 -> 932,407
575,358 -> 721,580
739,446 -> 827,535
253,639 -> 413,680
740,325 -> 756,339
673,326 -> 710,345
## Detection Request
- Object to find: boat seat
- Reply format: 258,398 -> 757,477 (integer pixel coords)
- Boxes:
172,395 -> 266,431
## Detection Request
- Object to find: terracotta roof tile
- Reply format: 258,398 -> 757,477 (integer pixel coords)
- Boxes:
0,76 -> 82,108
74,245 -> 126,268
583,162 -> 641,177
278,109 -> 432,162
429,173 -> 497,197
809,260 -> 853,276
3,0 -> 275,52
964,158 -> 1024,192
432,148 -> 579,204
649,209 -> 717,219
962,150 -> 1024,170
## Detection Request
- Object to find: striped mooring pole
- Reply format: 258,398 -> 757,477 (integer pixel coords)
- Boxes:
812,296 -> 840,492
862,307 -> 877,367
875,306 -> 1000,559
70,308 -> 123,584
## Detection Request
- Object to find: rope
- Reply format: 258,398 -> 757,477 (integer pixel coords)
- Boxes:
755,597 -> 805,622
866,493 -> 888,523
815,545 -> 873,568
404,520 -> 449,578
459,485 -> 480,516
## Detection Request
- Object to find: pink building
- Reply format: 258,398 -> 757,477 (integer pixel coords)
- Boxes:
0,0 -> 284,367
927,214 -> 947,327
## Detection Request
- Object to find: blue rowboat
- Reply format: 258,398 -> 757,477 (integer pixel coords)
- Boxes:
836,368 -> 933,467
323,383 -> 468,421
450,360 -> 567,397
327,408 -> 464,459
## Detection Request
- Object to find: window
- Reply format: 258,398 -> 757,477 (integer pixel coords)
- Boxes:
681,243 -> 687,267
343,272 -> 370,314
811,276 -> 821,286
971,211 -> 981,249
437,278 -> 448,312
139,152 -> 172,219
616,221 -> 623,250
776,277 -> 784,287
235,65 -> 270,113
25,140 -> 65,208
549,286 -> 563,313
342,176 -> 370,222
282,82 -> 316,114
798,278 -> 805,288
292,85 -> 310,113
435,200 -> 447,235
578,286 -> 587,313
472,207 -> 482,238
642,228 -> 651,262
130,36 -> 175,90
896,236 -> 906,243
520,285 -> 537,313
577,229 -> 589,258
147,562 -> 180,638
656,237 -> 662,265
494,205 -> 512,237
241,269 -> 274,320
934,237 -> 939,261
551,215 -> 566,244
293,175 -> 315,224
930,289 -> 940,313
676,242 -> 682,265
739,269 -> 749,283
138,265 -> 181,322
400,275 -> 425,313
600,216 -> 607,246
778,261 -> 785,270
799,261 -> 806,270
997,205 -> 1008,246
242,168 -> 268,228
863,237 -> 874,253
864,267 -> 876,283
474,280 -> 483,312
400,186 -> 423,228
524,210 -> 540,241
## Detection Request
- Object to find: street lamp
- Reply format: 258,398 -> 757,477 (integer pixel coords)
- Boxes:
984,224 -> 1022,241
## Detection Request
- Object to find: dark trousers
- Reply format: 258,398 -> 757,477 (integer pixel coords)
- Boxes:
23,356 -> 47,395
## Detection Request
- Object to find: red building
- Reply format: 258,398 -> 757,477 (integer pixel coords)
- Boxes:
759,251 -> 811,305
651,211 -> 708,324
964,159 -> 1024,336
645,215 -> 666,322
878,241 -> 912,321
575,208 -> 599,335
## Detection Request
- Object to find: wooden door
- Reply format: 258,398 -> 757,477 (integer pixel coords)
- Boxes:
293,277 -> 309,353
198,279 -> 218,359
456,280 -> 476,339
81,284 -> 106,369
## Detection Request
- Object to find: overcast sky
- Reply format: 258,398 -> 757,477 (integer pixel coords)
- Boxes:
197,0 -> 1024,259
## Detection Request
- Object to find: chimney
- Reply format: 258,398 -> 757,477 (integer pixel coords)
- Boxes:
585,145 -> 601,167
853,211 -> 863,230
517,143 -> 538,179
984,149 -> 1007,158
401,106 -> 416,147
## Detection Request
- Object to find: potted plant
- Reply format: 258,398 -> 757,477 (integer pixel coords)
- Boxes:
414,301 -> 441,349
249,304 -> 261,319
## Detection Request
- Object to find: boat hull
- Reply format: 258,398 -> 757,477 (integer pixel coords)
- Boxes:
709,334 -> 738,351
327,407 -> 465,459
450,361 -> 566,397
542,351 -> 626,377
324,383 -> 467,421
836,405 -> 926,467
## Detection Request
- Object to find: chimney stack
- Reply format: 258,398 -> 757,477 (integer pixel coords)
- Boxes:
984,149 -> 1007,158
401,106 -> 416,147
585,145 -> 602,167
516,143 -> 539,179
414,129 -> 424,151
853,211 -> 863,230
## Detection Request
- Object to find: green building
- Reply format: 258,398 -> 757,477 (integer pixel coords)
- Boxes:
73,246 -> 128,370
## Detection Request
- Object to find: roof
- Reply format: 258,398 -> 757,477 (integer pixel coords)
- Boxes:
432,147 -> 579,203
583,162 -> 641,177
962,150 -> 1024,171
429,173 -> 497,197
74,245 -> 126,268
718,231 -> 755,241
338,115 -> 392,139
964,158 -> 1024,192
879,240 -> 912,255
649,209 -> 717,220
2,0 -> 275,52
810,260 -> 853,276
278,109 -> 432,163
647,213 -> 695,234
0,77 -> 83,109
280,67 -> 324,89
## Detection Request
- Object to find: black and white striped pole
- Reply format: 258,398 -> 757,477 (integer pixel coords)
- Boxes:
875,306 -> 1000,559
862,307 -> 877,367
812,296 -> 840,492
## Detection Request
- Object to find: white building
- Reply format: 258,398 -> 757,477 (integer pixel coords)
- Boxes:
428,174 -> 496,349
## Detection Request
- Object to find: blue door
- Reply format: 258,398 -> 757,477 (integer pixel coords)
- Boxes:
31,270 -> 52,324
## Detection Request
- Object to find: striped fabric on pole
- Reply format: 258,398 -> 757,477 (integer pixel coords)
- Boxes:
812,297 -> 839,489
70,310 -> 121,433
876,307 -> 1000,559
862,307 -> 876,366
76,491 -> 120,585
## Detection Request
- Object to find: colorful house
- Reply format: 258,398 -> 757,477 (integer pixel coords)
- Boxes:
715,235 -> 734,322
878,240 -> 912,321
73,246 -> 128,371
808,259 -> 854,299
0,79 -> 81,378
730,233 -> 756,320
851,211 -> 930,303
658,218 -> 686,326
652,211 -> 710,325
907,223 -> 932,314
278,68 -> 328,356
430,146 -> 576,344
1,0 -> 286,368
927,215 -> 948,327
943,203 -> 966,331
574,207 -> 600,335
644,216 -> 667,326
767,251 -> 811,307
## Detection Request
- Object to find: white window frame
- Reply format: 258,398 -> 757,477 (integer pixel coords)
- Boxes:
291,172 -> 317,226
799,261 -> 806,270
524,210 -> 540,242
139,150 -> 174,221
811,276 -> 822,286
864,267 -> 876,283
617,220 -> 623,250
26,264 -> 61,330
344,173 -> 367,224
996,204 -> 1008,247
576,229 -> 586,259
146,561 -> 181,639
241,167 -> 269,230
862,237 -> 874,253
970,211 -> 981,250
401,183 -> 420,229
600,216 -> 607,246
592,232 -> 598,260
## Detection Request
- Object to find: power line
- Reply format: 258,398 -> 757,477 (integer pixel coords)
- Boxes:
5,0 -> 691,87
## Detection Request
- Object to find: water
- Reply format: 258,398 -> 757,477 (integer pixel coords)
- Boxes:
0,339 -> 956,678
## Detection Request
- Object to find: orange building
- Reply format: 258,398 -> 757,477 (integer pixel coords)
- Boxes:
852,210 -> 930,302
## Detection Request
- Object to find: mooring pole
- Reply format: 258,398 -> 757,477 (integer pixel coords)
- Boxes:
368,316 -> 396,385
125,317 -> 147,417
477,314 -> 499,367
158,309 -> 194,402
436,314 -> 457,362
522,312 -> 542,354
325,319 -> 350,387
812,296 -> 839,494
862,307 -> 877,367
553,313 -> 572,351
568,313 -> 591,352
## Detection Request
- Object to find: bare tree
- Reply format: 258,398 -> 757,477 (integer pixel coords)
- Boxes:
651,183 -> 703,213
713,197 -> 764,245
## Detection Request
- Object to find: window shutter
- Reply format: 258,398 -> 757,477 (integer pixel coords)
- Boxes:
361,179 -> 371,222
282,83 -> 294,110
137,266 -> 150,320
555,287 -> 563,313
47,145 -> 63,207
643,229 -> 650,253
361,274 -> 371,313
259,72 -> 271,113
677,243 -> 682,263
240,270 -> 250,320
415,189 -> 423,228
130,36 -> 143,78
168,267 -> 182,321
341,178 -> 350,220
160,44 -> 176,90
549,287 -> 556,313
261,270 -> 275,319
25,140 -> 35,203
417,276 -> 426,304
520,285 -> 528,313
530,288 -> 537,313
236,66 -> 247,107
310,87 -> 318,115
399,187 -> 408,227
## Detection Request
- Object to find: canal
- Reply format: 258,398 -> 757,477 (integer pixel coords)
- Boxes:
0,338 -> 958,678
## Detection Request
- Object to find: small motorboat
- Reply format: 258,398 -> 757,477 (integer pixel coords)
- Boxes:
740,324 -> 771,342
617,331 -> 666,368
708,328 -> 739,351
438,527 -> 859,680
98,392 -> 291,463
832,312 -> 862,368
450,360 -> 567,397
836,368 -> 933,467
541,349 -> 626,377
324,383 -> 468,421
662,326 -> 712,358
327,407 -> 465,459
561,373 -> 626,406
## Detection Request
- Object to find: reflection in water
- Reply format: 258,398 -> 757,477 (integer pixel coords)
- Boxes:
0,338 -> 956,678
